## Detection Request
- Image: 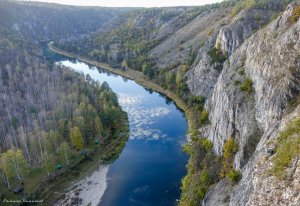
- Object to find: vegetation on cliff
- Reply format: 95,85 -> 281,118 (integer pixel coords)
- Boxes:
270,117 -> 300,179
180,132 -> 221,206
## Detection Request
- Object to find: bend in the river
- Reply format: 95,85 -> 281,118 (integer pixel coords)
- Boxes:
46,47 -> 189,206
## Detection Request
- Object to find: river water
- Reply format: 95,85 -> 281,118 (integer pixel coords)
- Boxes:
50,52 -> 188,206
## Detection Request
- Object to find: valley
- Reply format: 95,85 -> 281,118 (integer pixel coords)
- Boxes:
1,0 -> 300,205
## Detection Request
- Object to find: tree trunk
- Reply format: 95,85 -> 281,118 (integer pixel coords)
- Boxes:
64,147 -> 69,165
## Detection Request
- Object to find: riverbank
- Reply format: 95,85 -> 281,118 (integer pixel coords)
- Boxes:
48,42 -> 197,133
29,119 -> 129,206
54,165 -> 109,206
0,104 -> 129,206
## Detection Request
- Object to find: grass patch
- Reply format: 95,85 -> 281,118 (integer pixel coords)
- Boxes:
240,78 -> 253,93
270,117 -> 300,179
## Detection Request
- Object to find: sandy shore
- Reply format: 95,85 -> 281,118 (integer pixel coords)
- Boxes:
55,165 -> 109,206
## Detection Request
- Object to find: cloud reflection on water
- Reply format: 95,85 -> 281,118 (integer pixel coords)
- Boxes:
118,93 -> 170,141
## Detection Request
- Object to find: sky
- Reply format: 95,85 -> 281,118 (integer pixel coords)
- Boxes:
23,0 -> 223,7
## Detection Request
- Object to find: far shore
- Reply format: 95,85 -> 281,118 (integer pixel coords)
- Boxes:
48,42 -> 196,133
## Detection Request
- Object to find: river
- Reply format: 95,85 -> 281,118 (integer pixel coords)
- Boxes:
47,50 -> 188,206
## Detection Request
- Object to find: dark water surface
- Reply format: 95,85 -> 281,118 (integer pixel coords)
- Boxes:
48,49 -> 188,206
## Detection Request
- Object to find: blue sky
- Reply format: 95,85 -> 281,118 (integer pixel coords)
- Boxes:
24,0 -> 223,7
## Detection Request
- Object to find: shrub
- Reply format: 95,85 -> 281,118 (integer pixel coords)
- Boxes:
179,138 -> 220,206
227,169 -> 240,183
271,117 -> 300,179
238,67 -> 245,75
207,47 -> 227,66
199,109 -> 209,126
220,137 -> 239,178
182,143 -> 192,155
196,170 -> 212,199
200,138 -> 213,152
187,95 -> 205,111
207,27 -> 215,36
142,63 -> 154,79
223,137 -> 239,159
187,48 -> 198,66
240,78 -> 253,93
255,14 -> 262,22
199,40 -> 205,48
289,6 -> 300,22
234,80 -> 241,86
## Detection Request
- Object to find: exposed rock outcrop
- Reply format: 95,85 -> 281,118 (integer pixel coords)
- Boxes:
202,179 -> 236,206
149,8 -> 230,70
186,7 -> 273,98
215,8 -> 273,56
199,1 -> 300,205
185,28 -> 224,98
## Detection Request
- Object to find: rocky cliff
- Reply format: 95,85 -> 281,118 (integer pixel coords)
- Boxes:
187,1 -> 300,205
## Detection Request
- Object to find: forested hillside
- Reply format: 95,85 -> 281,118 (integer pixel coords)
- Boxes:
0,1 -> 129,203
0,1 -> 130,42
54,0 -> 291,107
54,2 -> 234,70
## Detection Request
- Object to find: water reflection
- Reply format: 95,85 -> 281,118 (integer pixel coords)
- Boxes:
56,59 -> 188,206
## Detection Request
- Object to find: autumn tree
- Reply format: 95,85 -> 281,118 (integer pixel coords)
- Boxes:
70,127 -> 84,150
0,152 -> 13,189
0,149 -> 27,183
59,142 -> 71,165
220,137 -> 238,177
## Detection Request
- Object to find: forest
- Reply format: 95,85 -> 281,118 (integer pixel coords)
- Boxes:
0,7 -> 129,201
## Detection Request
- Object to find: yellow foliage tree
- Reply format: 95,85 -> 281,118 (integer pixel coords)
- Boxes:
70,127 -> 84,150
220,137 -> 238,177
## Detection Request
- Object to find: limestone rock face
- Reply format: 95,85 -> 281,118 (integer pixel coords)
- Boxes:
189,1 -> 300,205
202,179 -> 236,206
215,8 -> 273,56
185,29 -> 224,98
186,7 -> 273,98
